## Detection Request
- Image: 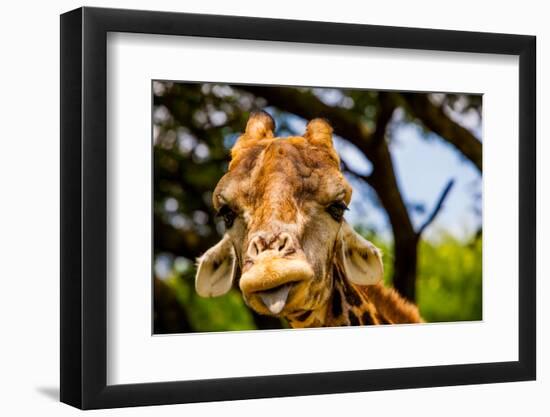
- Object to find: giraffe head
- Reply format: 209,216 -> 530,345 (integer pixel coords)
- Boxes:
195,112 -> 383,321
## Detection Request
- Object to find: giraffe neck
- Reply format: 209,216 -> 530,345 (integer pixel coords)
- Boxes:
287,263 -> 388,328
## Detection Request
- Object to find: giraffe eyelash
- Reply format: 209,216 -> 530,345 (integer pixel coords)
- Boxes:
326,201 -> 349,221
216,205 -> 237,228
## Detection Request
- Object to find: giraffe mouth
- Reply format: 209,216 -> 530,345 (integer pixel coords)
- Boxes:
239,257 -> 314,315
257,284 -> 292,315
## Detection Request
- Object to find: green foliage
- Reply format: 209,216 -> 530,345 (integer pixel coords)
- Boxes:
416,235 -> 482,322
356,227 -> 482,323
165,268 -> 258,332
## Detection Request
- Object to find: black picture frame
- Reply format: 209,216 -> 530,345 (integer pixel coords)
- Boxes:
60,6 -> 536,410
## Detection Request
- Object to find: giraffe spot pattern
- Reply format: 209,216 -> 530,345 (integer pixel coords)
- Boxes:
331,288 -> 343,318
376,313 -> 392,324
348,310 -> 360,326
342,281 -> 363,306
295,310 -> 312,322
361,311 -> 375,325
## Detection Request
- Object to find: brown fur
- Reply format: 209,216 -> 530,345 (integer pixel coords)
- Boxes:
197,111 -> 422,327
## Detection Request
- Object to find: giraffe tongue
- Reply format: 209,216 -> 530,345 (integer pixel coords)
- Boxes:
259,284 -> 291,315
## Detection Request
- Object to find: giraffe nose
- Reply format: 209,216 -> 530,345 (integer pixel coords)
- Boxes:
247,232 -> 295,259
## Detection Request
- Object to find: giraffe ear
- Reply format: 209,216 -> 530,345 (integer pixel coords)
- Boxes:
338,222 -> 383,286
195,234 -> 237,297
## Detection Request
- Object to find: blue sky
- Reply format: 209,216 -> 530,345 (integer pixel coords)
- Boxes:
385,122 -> 480,240
280,107 -> 482,242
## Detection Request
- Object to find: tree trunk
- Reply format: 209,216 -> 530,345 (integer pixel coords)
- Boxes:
400,93 -> 482,172
392,236 -> 418,302
367,141 -> 419,302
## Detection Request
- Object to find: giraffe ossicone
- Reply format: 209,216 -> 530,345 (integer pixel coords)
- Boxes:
195,111 -> 422,327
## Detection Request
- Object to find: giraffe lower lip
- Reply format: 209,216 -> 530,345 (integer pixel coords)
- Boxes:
258,284 -> 291,315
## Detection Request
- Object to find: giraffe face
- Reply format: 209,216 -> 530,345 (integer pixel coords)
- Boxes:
195,112 -> 384,319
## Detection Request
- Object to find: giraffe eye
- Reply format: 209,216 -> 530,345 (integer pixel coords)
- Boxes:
216,205 -> 237,228
326,201 -> 348,221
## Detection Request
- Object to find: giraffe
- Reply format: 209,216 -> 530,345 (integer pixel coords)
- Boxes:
195,111 -> 422,327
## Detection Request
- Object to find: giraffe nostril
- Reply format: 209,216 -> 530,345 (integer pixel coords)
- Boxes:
276,233 -> 295,254
253,241 -> 260,256
247,236 -> 264,258
248,232 -> 296,259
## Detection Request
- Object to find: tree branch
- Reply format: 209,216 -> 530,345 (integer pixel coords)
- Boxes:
340,159 -> 371,184
239,86 -> 376,153
416,179 -> 455,238
400,93 -> 482,172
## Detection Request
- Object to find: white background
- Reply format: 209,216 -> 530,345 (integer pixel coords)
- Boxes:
108,34 -> 518,384
0,0 -> 546,416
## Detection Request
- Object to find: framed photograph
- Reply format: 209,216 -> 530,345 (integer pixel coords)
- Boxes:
60,6 -> 536,409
